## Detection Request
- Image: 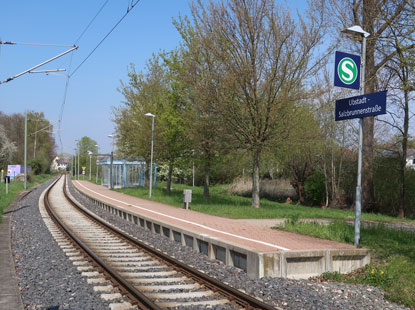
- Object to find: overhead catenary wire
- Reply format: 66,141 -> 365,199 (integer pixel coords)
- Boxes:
57,0 -> 112,151
57,0 -> 142,152
70,0 -> 142,77
0,41 -> 75,47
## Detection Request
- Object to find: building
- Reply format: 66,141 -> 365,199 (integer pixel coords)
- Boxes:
407,149 -> 415,169
50,157 -> 69,172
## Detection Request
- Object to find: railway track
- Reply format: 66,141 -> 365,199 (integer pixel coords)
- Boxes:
43,174 -> 277,310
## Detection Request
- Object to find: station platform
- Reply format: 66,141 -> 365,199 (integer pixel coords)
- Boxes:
72,180 -> 370,279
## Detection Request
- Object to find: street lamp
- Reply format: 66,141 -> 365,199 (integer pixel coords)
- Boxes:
192,149 -> 195,187
88,151 -> 92,180
95,144 -> 99,183
75,139 -> 80,180
145,113 -> 155,198
107,135 -> 115,189
342,25 -> 370,246
24,110 -> 27,189
108,134 -> 116,151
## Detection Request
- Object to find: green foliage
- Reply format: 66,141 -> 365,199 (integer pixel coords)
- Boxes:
374,156 -> 415,218
279,220 -> 415,308
28,157 -> 48,175
77,136 -> 98,156
0,111 -> 56,168
304,171 -> 326,206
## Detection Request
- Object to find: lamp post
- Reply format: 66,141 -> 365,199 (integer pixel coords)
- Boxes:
95,144 -> 99,184
342,25 -> 370,246
73,149 -> 77,178
145,113 -> 155,198
107,135 -> 116,189
88,151 -> 92,180
75,139 -> 80,180
24,110 -> 27,189
192,149 -> 195,187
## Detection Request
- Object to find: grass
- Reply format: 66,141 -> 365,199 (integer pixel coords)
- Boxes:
278,220 -> 415,309
116,182 -> 410,222
0,174 -> 55,222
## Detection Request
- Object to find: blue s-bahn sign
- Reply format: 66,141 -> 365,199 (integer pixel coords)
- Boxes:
335,90 -> 387,121
334,51 -> 361,90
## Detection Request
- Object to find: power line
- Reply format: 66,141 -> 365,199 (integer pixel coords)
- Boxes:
58,0 -> 111,152
0,41 -> 74,47
75,0 -> 110,45
70,0 -> 142,77
57,0 -> 142,152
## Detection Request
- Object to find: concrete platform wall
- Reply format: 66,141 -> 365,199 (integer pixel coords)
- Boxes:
74,186 -> 370,280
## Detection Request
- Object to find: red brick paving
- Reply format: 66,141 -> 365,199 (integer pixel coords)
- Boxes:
73,181 -> 356,253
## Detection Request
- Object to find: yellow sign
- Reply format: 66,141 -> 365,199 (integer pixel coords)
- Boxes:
82,166 -> 86,171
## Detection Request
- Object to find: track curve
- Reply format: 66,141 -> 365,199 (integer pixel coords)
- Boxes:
43,174 -> 277,310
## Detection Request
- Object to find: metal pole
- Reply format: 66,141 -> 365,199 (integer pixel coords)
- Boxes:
24,111 -> 27,190
149,117 -> 154,198
0,45 -> 78,84
110,152 -> 113,190
354,35 -> 366,246
72,155 -> 74,177
192,150 -> 195,187
89,155 -> 92,180
96,159 -> 99,183
77,147 -> 80,180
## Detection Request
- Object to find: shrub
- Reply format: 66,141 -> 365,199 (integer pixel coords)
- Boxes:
227,177 -> 297,202
304,171 -> 325,206
28,158 -> 48,175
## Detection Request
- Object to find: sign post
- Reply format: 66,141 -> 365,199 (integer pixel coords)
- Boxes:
335,26 -> 372,245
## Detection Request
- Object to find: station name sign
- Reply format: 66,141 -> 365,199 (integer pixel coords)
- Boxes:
335,90 -> 387,121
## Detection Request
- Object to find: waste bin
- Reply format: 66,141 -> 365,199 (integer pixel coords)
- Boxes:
184,189 -> 192,210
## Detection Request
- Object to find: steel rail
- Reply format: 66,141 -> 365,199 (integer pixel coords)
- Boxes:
44,174 -> 162,310
64,175 -> 277,310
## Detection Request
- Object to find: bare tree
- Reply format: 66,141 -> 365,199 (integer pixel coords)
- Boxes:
318,0 -> 415,212
189,0 -> 324,207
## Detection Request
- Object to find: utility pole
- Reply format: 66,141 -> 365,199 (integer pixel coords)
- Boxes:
24,111 -> 27,190
110,152 -> 114,189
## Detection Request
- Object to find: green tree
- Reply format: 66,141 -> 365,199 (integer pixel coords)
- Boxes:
0,110 -> 56,169
158,50 -> 192,193
77,136 -> 98,156
188,0 -> 324,208
76,136 -> 99,176
115,52 -> 191,193
174,16 -> 226,199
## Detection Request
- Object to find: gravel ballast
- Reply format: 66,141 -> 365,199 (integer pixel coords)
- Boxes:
8,176 -> 409,310
11,178 -> 112,310
67,178 -> 409,310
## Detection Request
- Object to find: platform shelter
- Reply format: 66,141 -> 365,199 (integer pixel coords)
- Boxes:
98,158 -> 146,189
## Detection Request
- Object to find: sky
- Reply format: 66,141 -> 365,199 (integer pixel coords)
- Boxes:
0,1 -> 306,155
